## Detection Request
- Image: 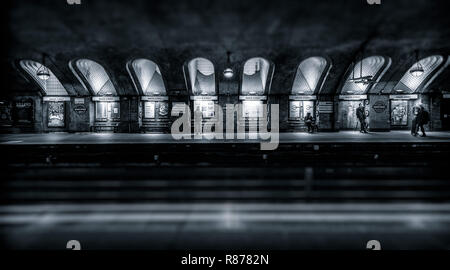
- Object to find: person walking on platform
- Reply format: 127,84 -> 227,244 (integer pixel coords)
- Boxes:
411,105 -> 420,136
356,103 -> 367,133
304,112 -> 314,133
416,105 -> 429,137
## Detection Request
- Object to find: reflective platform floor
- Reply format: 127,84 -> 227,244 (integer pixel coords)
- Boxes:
1,131 -> 450,145
1,203 -> 449,250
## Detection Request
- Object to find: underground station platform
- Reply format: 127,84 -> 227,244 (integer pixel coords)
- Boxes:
1,131 -> 450,250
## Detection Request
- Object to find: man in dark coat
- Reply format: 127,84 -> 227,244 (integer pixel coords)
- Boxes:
416,106 -> 429,137
411,106 -> 419,136
304,112 -> 314,133
356,103 -> 367,133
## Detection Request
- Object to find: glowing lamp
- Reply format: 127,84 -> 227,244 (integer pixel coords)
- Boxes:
223,68 -> 234,79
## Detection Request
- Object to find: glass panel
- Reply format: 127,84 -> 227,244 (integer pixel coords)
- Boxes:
292,57 -> 327,95
96,102 -> 120,121
242,101 -> 264,118
242,58 -> 270,95
391,100 -> 408,126
395,55 -> 444,93
47,102 -> 65,128
289,101 -> 301,119
75,59 -> 117,96
302,101 -> 314,120
20,60 -> 69,96
187,58 -> 216,96
144,101 -> 156,119
342,56 -> 386,95
193,100 -> 215,118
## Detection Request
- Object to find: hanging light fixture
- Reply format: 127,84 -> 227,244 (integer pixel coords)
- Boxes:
223,51 -> 234,79
410,50 -> 424,77
36,53 -> 50,80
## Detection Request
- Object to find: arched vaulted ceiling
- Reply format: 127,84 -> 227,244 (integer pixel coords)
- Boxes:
291,56 -> 330,95
340,56 -> 390,95
241,57 -> 272,95
185,57 -> 216,96
71,59 -> 118,96
19,60 -> 69,96
127,59 -> 166,96
393,55 -> 444,94
4,0 -> 450,97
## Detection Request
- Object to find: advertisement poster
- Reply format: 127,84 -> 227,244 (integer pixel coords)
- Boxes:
47,102 -> 65,127
391,100 -> 408,126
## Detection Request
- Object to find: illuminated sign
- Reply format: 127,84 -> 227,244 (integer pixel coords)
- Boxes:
141,96 -> 169,101
92,96 -> 120,102
289,95 -> 317,101
43,96 -> 71,102
74,98 -> 85,104
239,96 -> 267,101
190,96 -> 218,101
389,94 -> 418,100
339,95 -> 367,100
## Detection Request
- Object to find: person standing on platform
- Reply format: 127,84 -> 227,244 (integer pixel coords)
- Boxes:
304,112 -> 314,133
416,105 -> 429,137
411,106 -> 420,136
356,103 -> 368,133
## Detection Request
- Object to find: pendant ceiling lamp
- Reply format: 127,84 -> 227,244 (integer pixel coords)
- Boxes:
410,50 -> 424,77
223,51 -> 234,79
36,53 -> 50,81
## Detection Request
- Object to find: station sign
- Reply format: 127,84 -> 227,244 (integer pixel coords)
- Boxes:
389,94 -> 418,100
239,96 -> 267,101
339,95 -> 367,100
73,105 -> 87,114
142,96 -> 169,101
372,101 -> 388,113
43,96 -> 71,102
289,95 -> 317,101
92,96 -> 120,102
74,98 -> 85,104
190,96 -> 218,101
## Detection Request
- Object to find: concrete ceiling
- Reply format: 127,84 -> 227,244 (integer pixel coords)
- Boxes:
4,0 -> 450,96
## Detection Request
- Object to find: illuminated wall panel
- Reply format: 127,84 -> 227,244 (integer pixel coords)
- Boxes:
20,60 -> 69,96
128,59 -> 166,95
73,59 -> 117,96
187,58 -> 216,96
242,57 -> 271,95
341,56 -> 387,95
292,57 -> 328,95
394,55 -> 444,93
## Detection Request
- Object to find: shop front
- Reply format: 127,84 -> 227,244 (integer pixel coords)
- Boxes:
337,56 -> 391,131
127,59 -> 170,133
92,96 -> 120,132
19,59 -> 75,132
42,96 -> 71,130
338,95 -> 369,130
70,59 -> 121,132
389,94 -> 419,130
288,95 -> 316,130
442,93 -> 450,130
287,56 -> 330,131
240,57 -> 274,131
183,57 -> 218,133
